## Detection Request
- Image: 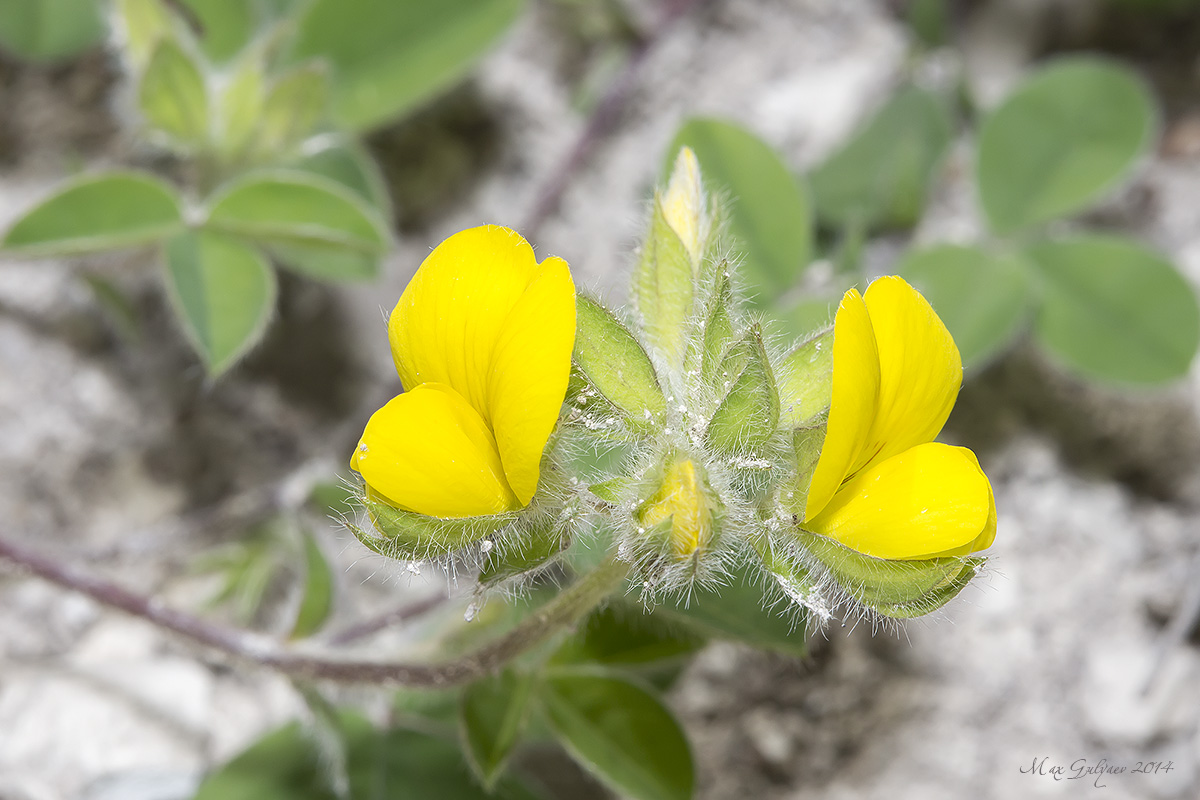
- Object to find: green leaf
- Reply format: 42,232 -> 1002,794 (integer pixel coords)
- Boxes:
658,566 -> 807,656
810,86 -> 953,232
178,0 -> 257,62
459,669 -> 535,788
113,0 -> 171,68
206,170 -> 390,280
553,602 -> 706,668
290,530 -> 334,639
259,62 -> 330,153
140,38 -> 210,145
540,674 -> 694,800
899,244 -> 1034,368
289,0 -> 525,131
1027,235 -> 1200,383
976,56 -> 1156,233
194,712 -> 542,800
0,0 -> 105,63
573,295 -> 666,436
217,52 -> 265,157
292,141 -> 393,215
163,230 -> 277,375
2,172 -> 184,256
669,118 -> 812,303
706,325 -> 779,454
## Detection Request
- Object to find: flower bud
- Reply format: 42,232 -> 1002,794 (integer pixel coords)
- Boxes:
661,147 -> 708,264
634,147 -> 714,368
636,456 -> 716,563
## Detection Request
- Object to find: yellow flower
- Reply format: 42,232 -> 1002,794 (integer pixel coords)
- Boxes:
351,226 -> 576,518
802,276 -> 996,560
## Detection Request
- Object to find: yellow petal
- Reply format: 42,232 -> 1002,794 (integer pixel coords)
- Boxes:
858,276 -> 962,470
487,255 -> 576,504
387,225 -> 543,424
805,442 -> 995,560
351,383 -> 519,518
803,289 -> 880,520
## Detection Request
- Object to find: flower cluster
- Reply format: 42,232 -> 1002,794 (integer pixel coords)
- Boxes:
348,149 -> 996,621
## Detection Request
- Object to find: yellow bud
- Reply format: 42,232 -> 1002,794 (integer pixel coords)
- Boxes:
661,146 -> 708,263
639,457 -> 714,561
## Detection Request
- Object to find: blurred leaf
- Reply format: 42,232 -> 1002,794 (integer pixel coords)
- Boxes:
1,172 -> 184,256
899,243 -> 1033,368
308,480 -> 356,519
260,62 -> 330,153
81,273 -> 141,341
668,117 -> 812,304
459,669 -> 535,788
206,170 -> 390,280
907,0 -> 949,48
290,530 -> 334,639
553,602 -> 706,668
114,0 -> 172,68
163,230 -> 276,375
0,0 -> 105,63
657,566 -> 807,657
193,523 -> 287,624
541,673 -> 694,800
394,686 -> 462,728
292,141 -> 393,215
140,38 -> 210,145
810,86 -> 953,232
976,56 -> 1156,233
289,0 -> 525,131
218,52 -> 265,157
179,0 -> 257,62
778,297 -> 835,340
194,711 -> 543,799
1027,235 -> 1199,383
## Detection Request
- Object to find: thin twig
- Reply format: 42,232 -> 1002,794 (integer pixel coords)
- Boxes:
324,592 -> 450,646
0,534 -> 628,688
521,0 -> 710,236
1143,549 -> 1200,695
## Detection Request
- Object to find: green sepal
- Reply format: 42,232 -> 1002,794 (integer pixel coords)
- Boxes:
795,529 -> 983,618
352,493 -> 518,561
588,477 -> 630,505
697,265 -> 736,388
633,197 -> 695,368
786,422 -> 826,517
478,521 -> 567,586
777,326 -> 833,428
705,325 -> 779,455
573,295 -> 666,436
749,536 -> 824,616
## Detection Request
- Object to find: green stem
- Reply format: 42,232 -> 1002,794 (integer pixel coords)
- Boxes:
0,535 -> 630,688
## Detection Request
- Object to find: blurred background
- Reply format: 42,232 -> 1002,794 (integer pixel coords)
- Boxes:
1,0 -> 1200,798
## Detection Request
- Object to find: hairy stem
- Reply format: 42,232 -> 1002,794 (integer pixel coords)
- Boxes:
0,535 -> 630,688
